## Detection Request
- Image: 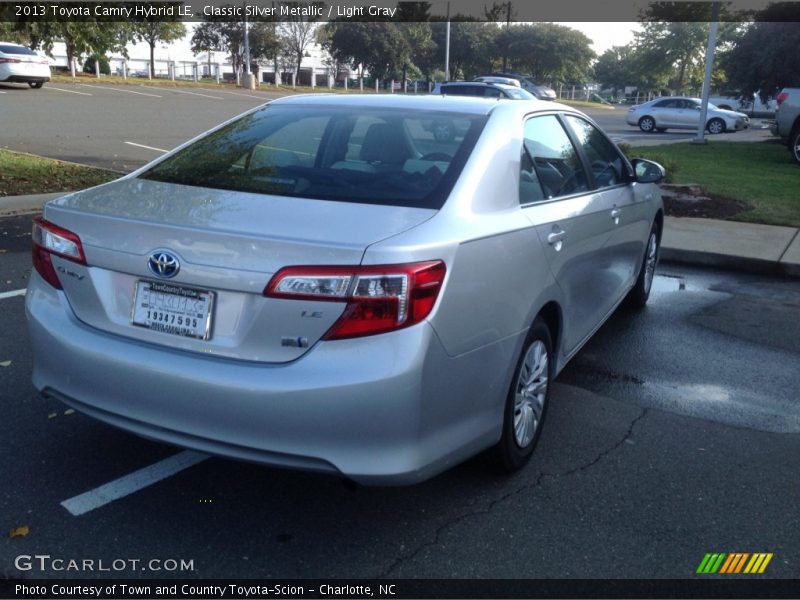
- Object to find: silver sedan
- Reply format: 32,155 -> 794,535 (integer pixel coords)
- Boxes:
626,96 -> 750,133
27,95 -> 664,484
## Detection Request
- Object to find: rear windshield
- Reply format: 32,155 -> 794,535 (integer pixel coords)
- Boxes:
0,44 -> 37,55
140,105 -> 487,209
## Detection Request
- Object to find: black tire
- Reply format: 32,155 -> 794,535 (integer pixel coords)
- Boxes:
494,317 -> 553,473
638,116 -> 656,133
28,81 -> 44,89
625,223 -> 660,309
707,118 -> 726,134
655,127 -> 667,133
790,128 -> 800,166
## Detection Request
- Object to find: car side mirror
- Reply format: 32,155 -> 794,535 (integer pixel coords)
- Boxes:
632,158 -> 666,184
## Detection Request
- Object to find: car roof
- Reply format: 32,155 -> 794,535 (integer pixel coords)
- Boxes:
268,92 -> 550,115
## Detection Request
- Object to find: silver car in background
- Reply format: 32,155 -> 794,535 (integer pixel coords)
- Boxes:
627,96 -> 750,133
27,95 -> 665,484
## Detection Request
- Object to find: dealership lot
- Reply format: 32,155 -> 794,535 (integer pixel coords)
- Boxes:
2,209 -> 799,578
1,82 -> 798,579
0,82 -> 775,175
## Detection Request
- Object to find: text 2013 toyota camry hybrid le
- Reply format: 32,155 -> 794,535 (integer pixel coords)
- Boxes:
27,94 -> 665,484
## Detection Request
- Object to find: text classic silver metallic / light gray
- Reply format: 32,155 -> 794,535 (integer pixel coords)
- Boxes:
26,94 -> 665,484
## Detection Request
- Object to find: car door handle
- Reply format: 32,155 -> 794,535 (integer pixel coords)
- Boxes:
547,230 -> 565,245
610,208 -> 622,219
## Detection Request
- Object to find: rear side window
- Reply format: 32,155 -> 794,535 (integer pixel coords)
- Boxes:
0,44 -> 37,55
564,115 -> 629,188
140,106 -> 487,209
519,115 -> 588,202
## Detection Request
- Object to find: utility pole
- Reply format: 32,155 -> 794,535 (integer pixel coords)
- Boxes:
693,2 -> 720,145
444,1 -> 450,81
502,1 -> 511,72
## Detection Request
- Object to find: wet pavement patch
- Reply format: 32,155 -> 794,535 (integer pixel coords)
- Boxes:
690,295 -> 800,354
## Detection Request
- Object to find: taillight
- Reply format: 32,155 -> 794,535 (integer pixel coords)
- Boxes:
776,92 -> 788,107
0,58 -> 22,64
31,217 -> 87,289
265,261 -> 446,339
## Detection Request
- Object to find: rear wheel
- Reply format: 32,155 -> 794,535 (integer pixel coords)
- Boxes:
790,128 -> 800,166
638,116 -> 656,132
625,224 -> 660,308
707,118 -> 726,134
494,317 -> 553,472
28,81 -> 44,89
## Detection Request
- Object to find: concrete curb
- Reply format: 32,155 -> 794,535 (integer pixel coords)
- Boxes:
0,192 -> 66,216
661,217 -> 800,279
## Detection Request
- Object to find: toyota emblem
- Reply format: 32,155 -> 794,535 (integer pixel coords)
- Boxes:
148,251 -> 180,279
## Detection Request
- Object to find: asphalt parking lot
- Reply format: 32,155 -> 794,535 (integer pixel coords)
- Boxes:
1,82 -> 798,584
2,209 -> 799,580
0,81 -> 282,171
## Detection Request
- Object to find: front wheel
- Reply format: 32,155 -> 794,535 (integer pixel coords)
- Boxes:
638,116 -> 656,132
790,129 -> 800,166
625,224 -> 660,308
494,318 -> 553,473
707,118 -> 726,134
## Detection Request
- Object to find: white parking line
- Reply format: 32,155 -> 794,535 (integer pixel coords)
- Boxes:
0,90 -> 6,94
46,87 -> 92,96
124,141 -> 169,153
158,88 -> 224,100
0,289 -> 26,300
61,450 -> 208,516
79,84 -> 161,98
217,90 -> 268,100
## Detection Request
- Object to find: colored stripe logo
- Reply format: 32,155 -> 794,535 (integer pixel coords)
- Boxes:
697,552 -> 773,574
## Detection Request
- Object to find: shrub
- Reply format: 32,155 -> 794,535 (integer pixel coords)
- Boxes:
83,56 -> 111,75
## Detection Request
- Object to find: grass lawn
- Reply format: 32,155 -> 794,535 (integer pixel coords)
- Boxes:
628,141 -> 800,228
0,149 -> 119,197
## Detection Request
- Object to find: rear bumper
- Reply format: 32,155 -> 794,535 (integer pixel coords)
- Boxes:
26,274 -> 509,484
1,74 -> 50,83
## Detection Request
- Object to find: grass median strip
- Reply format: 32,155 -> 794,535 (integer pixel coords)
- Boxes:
0,149 -> 119,197
628,140 -> 800,228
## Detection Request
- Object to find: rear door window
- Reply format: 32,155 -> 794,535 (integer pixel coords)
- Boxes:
563,115 -> 630,189
519,115 -> 589,202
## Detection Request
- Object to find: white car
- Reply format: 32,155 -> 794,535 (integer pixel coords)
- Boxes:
626,97 -> 750,134
0,42 -> 51,88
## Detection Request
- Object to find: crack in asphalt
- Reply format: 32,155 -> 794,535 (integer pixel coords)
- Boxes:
378,408 -> 649,577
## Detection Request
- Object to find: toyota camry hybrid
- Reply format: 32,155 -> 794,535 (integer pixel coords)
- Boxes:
27,94 -> 665,484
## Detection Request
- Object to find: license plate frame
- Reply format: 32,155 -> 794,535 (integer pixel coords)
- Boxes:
131,280 -> 215,341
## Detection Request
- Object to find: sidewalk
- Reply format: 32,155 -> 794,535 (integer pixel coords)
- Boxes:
2,193 -> 799,278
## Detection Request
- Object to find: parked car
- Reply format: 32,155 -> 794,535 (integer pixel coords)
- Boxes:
474,75 -> 522,87
771,88 -> 800,166
626,97 -> 750,133
493,72 -> 557,101
0,42 -> 50,88
27,95 -> 665,485
709,92 -> 777,116
428,81 -> 534,140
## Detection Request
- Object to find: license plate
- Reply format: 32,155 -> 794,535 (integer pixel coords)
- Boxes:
131,280 -> 214,340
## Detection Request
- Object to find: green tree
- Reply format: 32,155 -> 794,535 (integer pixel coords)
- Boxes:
132,22 -> 186,78
594,46 -> 638,95
499,23 -> 595,85
634,2 -> 742,94
722,4 -> 800,100
191,18 -> 280,76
